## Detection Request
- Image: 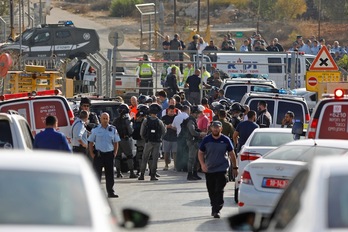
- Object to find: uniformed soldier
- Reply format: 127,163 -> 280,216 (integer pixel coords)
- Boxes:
136,54 -> 156,95
88,112 -> 120,198
113,104 -> 137,178
71,110 -> 89,155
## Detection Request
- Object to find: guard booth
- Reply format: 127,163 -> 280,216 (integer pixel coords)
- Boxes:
1,65 -> 73,97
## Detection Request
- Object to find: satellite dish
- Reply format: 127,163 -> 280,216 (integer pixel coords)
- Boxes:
108,30 -> 124,47
0,53 -> 12,78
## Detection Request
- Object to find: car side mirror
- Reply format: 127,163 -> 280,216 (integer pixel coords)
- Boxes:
292,121 -> 303,140
227,211 -> 262,231
120,208 -> 149,229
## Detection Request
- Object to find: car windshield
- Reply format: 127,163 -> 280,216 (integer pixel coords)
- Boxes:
249,132 -> 294,147
0,170 -> 91,226
90,104 -> 120,122
264,145 -> 348,162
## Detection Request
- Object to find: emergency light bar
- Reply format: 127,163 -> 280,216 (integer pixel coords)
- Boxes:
0,89 -> 62,101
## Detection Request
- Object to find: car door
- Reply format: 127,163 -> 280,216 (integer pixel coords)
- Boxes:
30,29 -> 53,57
54,28 -> 73,58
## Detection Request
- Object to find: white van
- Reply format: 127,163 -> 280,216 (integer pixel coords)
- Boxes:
199,52 -> 315,89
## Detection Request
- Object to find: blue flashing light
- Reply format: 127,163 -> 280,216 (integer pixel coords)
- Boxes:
65,20 -> 74,26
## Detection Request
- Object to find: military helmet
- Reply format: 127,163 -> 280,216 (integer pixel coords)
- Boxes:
191,105 -> 203,114
80,97 -> 91,106
148,103 -> 162,114
137,104 -> 149,116
138,95 -> 148,104
219,99 -> 231,110
118,103 -> 130,114
231,102 -> 245,113
211,101 -> 225,112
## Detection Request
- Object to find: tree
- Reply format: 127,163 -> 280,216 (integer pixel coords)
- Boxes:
313,0 -> 348,21
274,0 -> 307,20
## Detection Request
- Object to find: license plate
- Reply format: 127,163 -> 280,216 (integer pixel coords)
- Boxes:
262,178 -> 289,189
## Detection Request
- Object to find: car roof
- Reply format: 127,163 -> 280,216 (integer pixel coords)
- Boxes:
90,100 -> 121,105
223,78 -> 276,85
242,92 -> 306,101
0,150 -> 87,174
252,128 -> 293,133
283,139 -> 348,148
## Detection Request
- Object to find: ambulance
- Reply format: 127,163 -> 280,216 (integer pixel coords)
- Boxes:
199,52 -> 315,89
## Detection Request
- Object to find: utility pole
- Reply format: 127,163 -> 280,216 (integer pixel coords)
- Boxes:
197,0 -> 200,33
173,0 -> 177,33
318,0 -> 321,39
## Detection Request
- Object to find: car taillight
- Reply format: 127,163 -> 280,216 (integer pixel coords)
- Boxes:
67,109 -> 75,125
240,152 -> 261,161
241,171 -> 253,185
307,118 -> 318,139
305,113 -> 310,122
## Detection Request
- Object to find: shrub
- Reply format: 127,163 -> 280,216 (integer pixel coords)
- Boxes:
110,0 -> 144,17
91,0 -> 110,11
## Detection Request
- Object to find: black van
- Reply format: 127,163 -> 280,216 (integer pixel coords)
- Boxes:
0,21 -> 100,59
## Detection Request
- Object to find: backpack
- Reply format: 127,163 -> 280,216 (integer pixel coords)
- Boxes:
143,117 -> 162,142
179,117 -> 190,140
132,118 -> 143,140
113,117 -> 131,139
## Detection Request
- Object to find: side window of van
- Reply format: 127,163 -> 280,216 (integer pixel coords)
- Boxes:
249,99 -> 275,120
277,101 -> 304,124
56,30 -> 71,39
225,86 -> 248,102
268,58 -> 282,73
0,120 -> 13,148
34,32 -> 50,43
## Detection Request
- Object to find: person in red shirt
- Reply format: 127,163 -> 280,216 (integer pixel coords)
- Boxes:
129,96 -> 138,120
197,105 -> 210,132
201,97 -> 214,122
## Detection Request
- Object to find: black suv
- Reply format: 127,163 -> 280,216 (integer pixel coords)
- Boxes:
240,92 -> 310,128
1,22 -> 99,59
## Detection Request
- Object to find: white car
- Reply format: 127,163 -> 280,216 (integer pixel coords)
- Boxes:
238,139 -> 348,215
0,151 -> 148,231
235,128 -> 295,203
229,156 -> 348,232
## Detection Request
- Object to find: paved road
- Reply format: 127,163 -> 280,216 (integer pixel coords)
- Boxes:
106,160 -> 238,232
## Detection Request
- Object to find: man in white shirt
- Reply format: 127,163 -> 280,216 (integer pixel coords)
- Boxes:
172,105 -> 190,171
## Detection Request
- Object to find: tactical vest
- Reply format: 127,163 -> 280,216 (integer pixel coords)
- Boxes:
143,117 -> 162,143
114,117 -> 130,139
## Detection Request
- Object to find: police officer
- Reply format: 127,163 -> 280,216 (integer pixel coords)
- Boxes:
131,104 -> 149,175
136,54 -> 156,95
88,112 -> 120,198
113,104 -> 137,178
71,110 -> 89,155
138,103 -> 166,181
182,106 -> 207,180
78,97 -> 99,132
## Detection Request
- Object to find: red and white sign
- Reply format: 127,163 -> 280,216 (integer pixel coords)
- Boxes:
309,46 -> 339,71
308,76 -> 318,86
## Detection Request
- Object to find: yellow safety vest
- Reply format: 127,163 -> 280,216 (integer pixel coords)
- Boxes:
139,63 -> 153,76
182,67 -> 194,83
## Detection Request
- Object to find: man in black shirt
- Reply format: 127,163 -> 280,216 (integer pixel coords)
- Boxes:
161,105 -> 178,170
185,69 -> 203,105
165,67 -> 180,98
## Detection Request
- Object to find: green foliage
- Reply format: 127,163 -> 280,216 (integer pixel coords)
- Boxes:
91,0 -> 110,11
275,0 -> 307,20
110,0 -> 143,17
313,0 -> 348,21
337,54 -> 348,71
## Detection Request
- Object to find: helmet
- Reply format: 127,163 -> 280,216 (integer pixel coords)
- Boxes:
211,102 -> 225,112
137,104 -> 149,116
191,105 -> 203,114
118,103 -> 130,114
231,102 -> 245,113
80,97 -> 91,106
145,96 -> 153,104
138,95 -> 148,104
219,99 -> 231,111
149,103 -> 162,114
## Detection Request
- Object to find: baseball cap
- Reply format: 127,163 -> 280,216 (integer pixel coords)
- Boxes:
211,121 -> 222,127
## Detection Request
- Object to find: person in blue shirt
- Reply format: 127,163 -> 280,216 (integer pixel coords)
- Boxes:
88,112 -> 121,198
233,110 -> 259,153
34,115 -> 72,152
198,121 -> 238,219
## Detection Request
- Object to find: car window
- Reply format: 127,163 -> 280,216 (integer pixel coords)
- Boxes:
18,119 -> 34,149
318,104 -> 348,140
271,169 -> 309,229
268,57 -> 282,73
0,170 -> 91,226
249,99 -> 275,120
225,86 -> 247,102
34,32 -> 50,43
249,132 -> 293,146
56,30 -> 71,39
90,104 -> 120,122
264,145 -> 348,162
0,120 -> 13,148
32,100 -> 68,129
328,175 -> 348,228
0,102 -> 31,128
277,101 -> 305,124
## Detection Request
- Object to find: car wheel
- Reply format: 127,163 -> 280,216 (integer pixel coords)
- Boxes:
234,187 -> 239,204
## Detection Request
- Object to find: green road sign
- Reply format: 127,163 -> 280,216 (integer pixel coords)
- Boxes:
236,32 -> 243,38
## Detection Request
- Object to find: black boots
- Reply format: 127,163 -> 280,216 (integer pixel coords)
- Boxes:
138,173 -> 145,180
187,172 -> 202,181
129,170 -> 138,178
193,171 -> 202,180
150,174 -> 159,181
